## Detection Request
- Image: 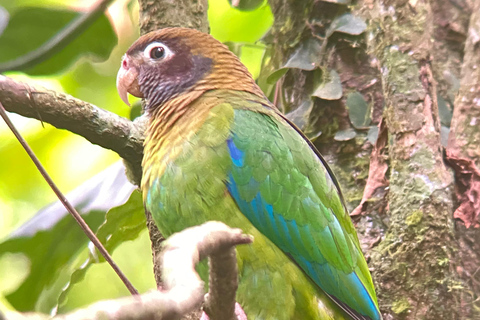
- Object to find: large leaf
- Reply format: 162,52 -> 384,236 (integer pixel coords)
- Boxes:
327,13 -> 367,37
0,162 -> 137,312
209,0 -> 273,43
346,91 -> 371,128
312,69 -> 343,100
267,38 -> 322,83
0,6 -> 116,75
57,190 -> 146,312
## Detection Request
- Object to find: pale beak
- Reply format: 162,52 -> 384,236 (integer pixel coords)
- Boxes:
116,55 -> 142,106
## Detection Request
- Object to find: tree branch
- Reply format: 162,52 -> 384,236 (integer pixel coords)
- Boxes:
2,222 -> 252,320
0,0 -> 115,73
0,75 -> 145,184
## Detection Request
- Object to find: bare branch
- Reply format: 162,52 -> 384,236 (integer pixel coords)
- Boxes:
2,222 -> 252,320
0,0 -> 115,73
0,75 -> 145,184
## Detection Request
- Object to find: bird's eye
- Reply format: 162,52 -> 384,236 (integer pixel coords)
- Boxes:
143,42 -> 173,61
150,46 -> 165,59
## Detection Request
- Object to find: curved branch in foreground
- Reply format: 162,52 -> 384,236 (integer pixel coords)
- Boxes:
2,222 -> 252,320
0,75 -> 145,184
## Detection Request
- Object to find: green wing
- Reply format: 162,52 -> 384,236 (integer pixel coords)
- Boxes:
225,100 -> 381,320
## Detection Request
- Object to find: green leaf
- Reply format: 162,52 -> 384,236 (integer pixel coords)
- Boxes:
57,190 -> 146,312
312,69 -> 343,100
346,91 -> 371,128
209,0 -> 273,43
0,7 -> 117,75
334,128 -> 356,141
267,38 -> 322,83
327,13 -> 367,37
0,163 -> 136,312
285,100 -> 314,130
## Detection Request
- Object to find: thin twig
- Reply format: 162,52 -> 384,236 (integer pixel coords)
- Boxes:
0,0 -> 114,73
0,101 -> 138,296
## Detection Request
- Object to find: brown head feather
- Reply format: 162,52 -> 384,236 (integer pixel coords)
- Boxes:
117,28 -> 265,113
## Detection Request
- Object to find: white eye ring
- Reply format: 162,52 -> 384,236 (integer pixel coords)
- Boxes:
143,42 -> 174,60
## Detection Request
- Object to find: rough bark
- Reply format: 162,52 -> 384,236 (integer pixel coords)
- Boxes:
365,1 -> 472,319
138,0 -> 209,34
447,0 -> 480,314
267,0 -> 479,319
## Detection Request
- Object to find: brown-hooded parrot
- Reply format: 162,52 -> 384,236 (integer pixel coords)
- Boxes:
116,27 -> 381,320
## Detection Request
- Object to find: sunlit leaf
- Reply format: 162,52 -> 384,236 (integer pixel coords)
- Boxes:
0,7 -> 116,75
0,163 -> 136,312
209,0 -> 273,43
334,128 -> 356,141
239,43 -> 266,79
312,69 -> 343,100
327,13 -> 367,37
346,91 -> 371,128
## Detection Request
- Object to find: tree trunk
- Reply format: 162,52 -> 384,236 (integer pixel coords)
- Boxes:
265,0 -> 479,319
136,0 -> 480,319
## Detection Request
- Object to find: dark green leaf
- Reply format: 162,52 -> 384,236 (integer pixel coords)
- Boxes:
0,7 -> 117,75
346,91 -> 371,128
285,100 -> 314,130
334,128 -> 356,141
267,38 -> 322,83
312,69 -> 343,100
327,13 -> 367,37
0,163 -> 136,312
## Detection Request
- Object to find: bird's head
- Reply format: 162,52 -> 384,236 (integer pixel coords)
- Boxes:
117,28 -> 259,111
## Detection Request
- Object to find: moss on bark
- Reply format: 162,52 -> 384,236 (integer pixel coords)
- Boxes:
366,1 -> 472,318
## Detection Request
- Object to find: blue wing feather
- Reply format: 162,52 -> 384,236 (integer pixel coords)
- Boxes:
226,109 -> 381,320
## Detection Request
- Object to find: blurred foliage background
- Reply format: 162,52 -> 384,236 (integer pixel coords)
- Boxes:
0,0 -> 272,315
